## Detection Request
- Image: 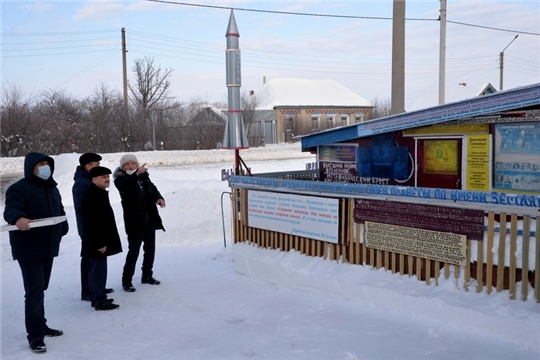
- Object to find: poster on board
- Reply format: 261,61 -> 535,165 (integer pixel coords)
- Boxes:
247,190 -> 340,243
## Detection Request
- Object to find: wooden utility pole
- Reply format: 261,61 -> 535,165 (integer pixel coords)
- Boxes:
391,0 -> 405,115
121,28 -> 129,151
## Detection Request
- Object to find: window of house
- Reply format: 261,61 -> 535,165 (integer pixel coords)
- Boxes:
311,115 -> 320,131
326,114 -> 335,128
354,113 -> 365,123
340,114 -> 349,126
285,115 -> 295,133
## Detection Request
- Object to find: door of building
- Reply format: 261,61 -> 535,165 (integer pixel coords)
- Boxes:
417,138 -> 462,189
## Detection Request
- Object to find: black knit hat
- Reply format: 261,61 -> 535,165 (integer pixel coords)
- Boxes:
90,166 -> 112,178
79,152 -> 102,166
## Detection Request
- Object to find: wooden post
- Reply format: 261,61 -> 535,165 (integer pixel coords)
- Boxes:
476,239 -> 484,293
497,213 -> 507,292
486,212 -> 495,294
509,214 -> 518,300
535,219 -> 540,303
521,216 -> 530,301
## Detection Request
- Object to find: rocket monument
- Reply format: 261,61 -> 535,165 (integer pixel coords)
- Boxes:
222,10 -> 249,149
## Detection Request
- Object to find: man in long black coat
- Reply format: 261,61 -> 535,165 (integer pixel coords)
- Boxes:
81,166 -> 122,311
72,152 -> 113,301
113,154 -> 165,292
3,152 -> 69,353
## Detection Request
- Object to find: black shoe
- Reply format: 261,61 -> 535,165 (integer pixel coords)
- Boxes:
94,302 -> 120,311
44,326 -> 63,337
29,340 -> 47,353
81,295 -> 92,302
105,288 -> 114,294
141,276 -> 161,285
91,298 -> 114,308
122,283 -> 136,292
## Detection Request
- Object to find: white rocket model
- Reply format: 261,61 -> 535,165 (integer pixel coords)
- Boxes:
222,10 -> 249,149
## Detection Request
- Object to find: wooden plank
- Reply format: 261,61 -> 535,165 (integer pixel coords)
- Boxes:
324,242 -> 329,260
521,216 -> 530,301
444,263 -> 450,279
509,214 -> 518,300
476,239 -> 484,293
486,212 -> 495,294
497,213 -> 507,292
416,257 -> 422,281
362,225 -> 367,265
535,218 -> 540,303
426,259 -> 431,285
464,240 -> 471,292
408,255 -> 413,276
391,253 -> 396,274
384,251 -> 389,271
355,222 -> 361,265
399,254 -> 405,275
434,261 -> 440,285
376,249 -> 382,269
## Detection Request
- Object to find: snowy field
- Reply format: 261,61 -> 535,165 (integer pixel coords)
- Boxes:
1,143 -> 539,359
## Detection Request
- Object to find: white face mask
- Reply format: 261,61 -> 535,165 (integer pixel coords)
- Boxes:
36,165 -> 51,180
126,169 -> 136,175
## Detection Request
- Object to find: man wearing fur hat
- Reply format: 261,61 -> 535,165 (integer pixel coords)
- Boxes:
81,166 -> 122,311
114,154 -> 165,292
72,152 -> 113,301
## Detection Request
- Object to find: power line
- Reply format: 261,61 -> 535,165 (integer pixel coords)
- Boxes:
146,0 -> 540,36
146,0 -> 434,21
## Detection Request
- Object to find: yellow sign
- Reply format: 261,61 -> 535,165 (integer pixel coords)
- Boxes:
424,140 -> 458,175
466,135 -> 490,191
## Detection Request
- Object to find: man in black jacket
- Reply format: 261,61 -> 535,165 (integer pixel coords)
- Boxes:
72,152 -> 113,301
81,166 -> 122,311
113,154 -> 165,292
3,152 -> 69,353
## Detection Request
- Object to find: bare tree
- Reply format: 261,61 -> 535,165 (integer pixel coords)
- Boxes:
371,96 -> 392,119
241,91 -> 262,146
30,89 -> 85,155
128,56 -> 174,149
0,83 -> 34,157
82,84 -> 124,153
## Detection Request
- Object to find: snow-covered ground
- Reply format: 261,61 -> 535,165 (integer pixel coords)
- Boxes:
1,143 -> 539,359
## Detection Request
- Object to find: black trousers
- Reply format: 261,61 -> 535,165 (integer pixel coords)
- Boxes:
17,257 -> 54,343
122,227 -> 156,284
80,255 -> 92,298
89,256 -> 108,306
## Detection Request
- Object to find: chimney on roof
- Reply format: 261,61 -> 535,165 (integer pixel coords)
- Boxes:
263,76 -> 266,84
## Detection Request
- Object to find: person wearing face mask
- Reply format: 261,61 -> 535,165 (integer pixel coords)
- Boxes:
3,152 -> 69,354
113,154 -> 165,293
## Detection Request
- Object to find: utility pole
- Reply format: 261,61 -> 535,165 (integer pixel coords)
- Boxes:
438,0 -> 447,105
122,28 -> 129,151
500,34 -> 519,91
391,0 -> 405,115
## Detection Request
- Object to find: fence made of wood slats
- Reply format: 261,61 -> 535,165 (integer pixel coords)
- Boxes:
231,189 -> 540,302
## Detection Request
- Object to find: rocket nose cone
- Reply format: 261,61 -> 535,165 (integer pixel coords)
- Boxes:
226,10 -> 239,37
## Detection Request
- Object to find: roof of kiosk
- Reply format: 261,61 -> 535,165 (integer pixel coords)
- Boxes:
300,83 -> 540,152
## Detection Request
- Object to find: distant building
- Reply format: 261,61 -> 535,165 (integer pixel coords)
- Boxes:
252,78 -> 374,144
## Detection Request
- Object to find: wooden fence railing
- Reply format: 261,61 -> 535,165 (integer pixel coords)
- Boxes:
231,189 -> 540,302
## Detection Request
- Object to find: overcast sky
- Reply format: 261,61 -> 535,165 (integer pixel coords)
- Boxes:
2,0 -> 539,111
